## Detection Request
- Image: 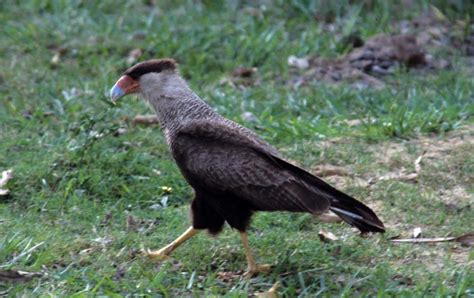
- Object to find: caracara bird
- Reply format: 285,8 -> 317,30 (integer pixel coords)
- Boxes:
110,59 -> 385,277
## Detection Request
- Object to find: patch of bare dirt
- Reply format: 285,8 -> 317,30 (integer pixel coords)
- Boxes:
289,55 -> 385,89
310,125 -> 473,231
370,125 -> 473,169
400,9 -> 474,57
289,7 -> 471,88
391,245 -> 473,274
289,33 -> 442,89
438,185 -> 472,209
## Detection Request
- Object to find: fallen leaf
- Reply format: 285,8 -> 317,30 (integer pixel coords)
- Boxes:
132,115 -> 160,126
318,230 -> 339,242
288,55 -> 309,69
0,169 -> 13,187
413,227 -> 422,238
0,270 -> 42,283
255,281 -> 280,298
0,169 -> 13,196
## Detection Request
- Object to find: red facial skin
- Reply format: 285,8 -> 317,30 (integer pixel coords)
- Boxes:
110,75 -> 140,102
116,75 -> 139,93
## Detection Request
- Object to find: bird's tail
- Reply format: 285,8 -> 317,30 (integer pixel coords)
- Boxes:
264,152 -> 385,233
329,195 -> 385,233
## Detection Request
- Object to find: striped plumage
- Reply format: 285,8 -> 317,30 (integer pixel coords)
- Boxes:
110,59 -> 384,276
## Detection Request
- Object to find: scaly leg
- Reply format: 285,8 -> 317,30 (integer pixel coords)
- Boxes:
240,231 -> 271,278
144,226 -> 198,260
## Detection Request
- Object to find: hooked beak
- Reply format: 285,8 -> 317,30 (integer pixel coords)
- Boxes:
110,75 -> 139,103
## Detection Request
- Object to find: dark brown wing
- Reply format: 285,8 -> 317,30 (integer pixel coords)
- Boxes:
171,120 -> 385,233
171,120 -> 331,214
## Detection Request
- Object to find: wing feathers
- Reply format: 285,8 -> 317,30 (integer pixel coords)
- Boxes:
265,155 -> 385,232
172,120 -> 384,233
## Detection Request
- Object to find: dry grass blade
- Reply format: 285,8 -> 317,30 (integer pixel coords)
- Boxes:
391,232 -> 474,246
0,270 -> 42,283
391,237 -> 456,243
377,172 -> 418,183
0,241 -> 45,268
414,153 -> 424,174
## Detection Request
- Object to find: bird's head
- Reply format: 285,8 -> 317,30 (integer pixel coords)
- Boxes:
110,58 -> 178,103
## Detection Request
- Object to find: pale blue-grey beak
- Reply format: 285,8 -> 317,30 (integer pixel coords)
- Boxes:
110,75 -> 139,103
110,85 -> 125,103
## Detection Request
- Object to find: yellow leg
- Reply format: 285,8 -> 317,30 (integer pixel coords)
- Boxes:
144,226 -> 198,260
240,232 -> 271,278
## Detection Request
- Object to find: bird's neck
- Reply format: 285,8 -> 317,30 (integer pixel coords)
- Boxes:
144,80 -> 219,141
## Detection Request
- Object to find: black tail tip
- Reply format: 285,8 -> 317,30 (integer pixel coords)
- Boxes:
355,220 -> 385,234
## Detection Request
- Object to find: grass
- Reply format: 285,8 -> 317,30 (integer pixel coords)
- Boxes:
0,0 -> 473,296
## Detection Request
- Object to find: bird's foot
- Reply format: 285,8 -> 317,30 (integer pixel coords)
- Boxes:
141,247 -> 172,261
255,281 -> 280,297
243,264 -> 271,279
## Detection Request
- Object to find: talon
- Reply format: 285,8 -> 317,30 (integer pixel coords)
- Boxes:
142,248 -> 171,260
243,264 -> 271,278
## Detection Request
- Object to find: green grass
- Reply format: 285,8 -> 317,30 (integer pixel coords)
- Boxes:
1,0 -> 473,296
